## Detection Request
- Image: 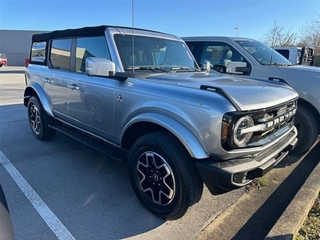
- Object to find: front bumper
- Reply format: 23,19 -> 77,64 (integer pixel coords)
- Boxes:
195,126 -> 298,195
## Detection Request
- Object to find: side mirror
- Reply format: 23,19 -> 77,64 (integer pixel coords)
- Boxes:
226,61 -> 247,74
86,57 -> 116,77
201,60 -> 211,73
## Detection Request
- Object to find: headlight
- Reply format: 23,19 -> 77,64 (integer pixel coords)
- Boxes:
233,116 -> 254,147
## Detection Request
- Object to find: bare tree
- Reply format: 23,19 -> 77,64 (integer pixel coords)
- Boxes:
299,13 -> 320,55
262,22 -> 298,47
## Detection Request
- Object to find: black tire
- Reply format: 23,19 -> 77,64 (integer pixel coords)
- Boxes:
291,105 -> 319,155
27,96 -> 56,140
128,131 -> 203,220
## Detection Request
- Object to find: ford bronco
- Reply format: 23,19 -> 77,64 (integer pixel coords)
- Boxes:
24,26 -> 298,220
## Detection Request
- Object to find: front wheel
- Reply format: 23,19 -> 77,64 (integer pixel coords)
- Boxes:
128,132 -> 203,220
27,96 -> 56,140
291,105 -> 319,155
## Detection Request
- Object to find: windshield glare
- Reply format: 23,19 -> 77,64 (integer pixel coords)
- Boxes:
236,40 -> 292,66
114,35 -> 199,71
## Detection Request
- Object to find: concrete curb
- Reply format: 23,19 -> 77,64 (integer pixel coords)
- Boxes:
266,154 -> 320,239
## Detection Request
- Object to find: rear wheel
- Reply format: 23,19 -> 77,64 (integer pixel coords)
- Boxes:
27,96 -> 56,140
291,105 -> 318,155
128,131 -> 203,220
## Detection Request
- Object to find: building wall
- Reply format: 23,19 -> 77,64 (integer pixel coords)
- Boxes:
0,30 -> 47,66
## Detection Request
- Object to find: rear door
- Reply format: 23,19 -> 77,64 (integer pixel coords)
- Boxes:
43,38 -> 72,120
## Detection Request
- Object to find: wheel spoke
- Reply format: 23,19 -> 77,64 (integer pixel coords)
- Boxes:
30,104 -> 42,134
137,151 -> 175,205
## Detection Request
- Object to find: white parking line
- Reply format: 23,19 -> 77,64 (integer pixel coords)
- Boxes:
0,151 -> 76,240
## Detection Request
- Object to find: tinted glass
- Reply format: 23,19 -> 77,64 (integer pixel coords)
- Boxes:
50,39 -> 72,70
236,40 -> 292,66
31,42 -> 46,62
75,36 -> 110,73
276,49 -> 290,59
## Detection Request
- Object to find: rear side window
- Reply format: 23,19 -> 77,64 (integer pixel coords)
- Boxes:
50,39 -> 72,70
31,42 -> 46,63
75,36 -> 110,73
276,49 -> 290,59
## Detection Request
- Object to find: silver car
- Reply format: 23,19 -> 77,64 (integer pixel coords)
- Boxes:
24,26 -> 298,220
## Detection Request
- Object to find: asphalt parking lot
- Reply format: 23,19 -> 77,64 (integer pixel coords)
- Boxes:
0,66 -> 244,239
1,66 -> 319,240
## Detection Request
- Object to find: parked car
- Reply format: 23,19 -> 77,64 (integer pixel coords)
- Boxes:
0,53 -> 8,67
25,58 -> 30,67
183,36 -> 320,154
24,26 -> 298,220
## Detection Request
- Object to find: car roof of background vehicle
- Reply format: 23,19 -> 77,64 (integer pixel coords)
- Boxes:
182,36 -> 257,42
32,25 -> 181,42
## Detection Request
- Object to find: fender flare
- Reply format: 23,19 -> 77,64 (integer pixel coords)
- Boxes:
24,82 -> 53,117
121,113 -> 209,159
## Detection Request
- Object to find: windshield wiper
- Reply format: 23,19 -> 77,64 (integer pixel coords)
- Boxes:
269,63 -> 290,66
139,67 -> 168,72
125,66 -> 168,72
170,66 -> 199,72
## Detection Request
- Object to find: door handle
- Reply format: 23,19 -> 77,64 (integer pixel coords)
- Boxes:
68,83 -> 80,91
44,78 -> 52,84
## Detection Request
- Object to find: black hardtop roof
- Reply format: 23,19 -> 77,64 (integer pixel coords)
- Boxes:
32,25 -> 170,42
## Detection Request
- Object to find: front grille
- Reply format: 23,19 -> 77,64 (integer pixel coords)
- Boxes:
247,100 -> 297,147
222,99 -> 297,150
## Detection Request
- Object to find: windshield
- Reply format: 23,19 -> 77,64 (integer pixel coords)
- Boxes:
114,35 -> 199,71
236,40 -> 292,66
0,53 -> 7,58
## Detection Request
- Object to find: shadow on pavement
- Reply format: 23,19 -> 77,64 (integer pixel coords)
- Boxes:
231,142 -> 320,240
0,70 -> 26,74
264,235 -> 293,240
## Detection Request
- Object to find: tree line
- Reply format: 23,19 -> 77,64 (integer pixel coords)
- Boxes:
262,13 -> 320,55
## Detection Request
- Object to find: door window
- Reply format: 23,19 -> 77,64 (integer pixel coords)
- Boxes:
50,39 -> 72,70
75,36 -> 110,73
200,42 -> 249,74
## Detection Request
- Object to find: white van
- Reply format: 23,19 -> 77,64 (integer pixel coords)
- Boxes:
274,46 -> 314,66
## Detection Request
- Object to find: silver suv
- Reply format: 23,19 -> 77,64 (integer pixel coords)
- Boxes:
24,25 -> 298,220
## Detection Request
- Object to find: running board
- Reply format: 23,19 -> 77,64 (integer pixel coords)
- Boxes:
50,124 -> 128,164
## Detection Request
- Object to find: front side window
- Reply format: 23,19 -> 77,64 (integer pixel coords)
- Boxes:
236,40 -> 292,66
31,42 -> 46,63
200,42 -> 249,74
75,36 -> 110,73
50,39 -> 72,70
114,35 -> 199,71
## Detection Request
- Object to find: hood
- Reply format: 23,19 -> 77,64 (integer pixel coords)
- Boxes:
147,72 -> 298,111
279,65 -> 320,74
